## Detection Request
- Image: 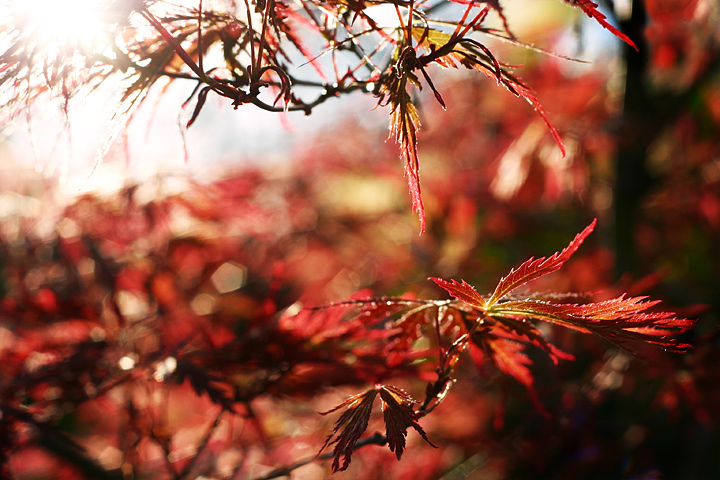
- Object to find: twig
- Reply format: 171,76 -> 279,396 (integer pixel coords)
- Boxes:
178,408 -> 226,480
3,406 -> 124,480
248,433 -> 387,480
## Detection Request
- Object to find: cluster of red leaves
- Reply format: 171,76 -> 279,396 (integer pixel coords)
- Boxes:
0,162 -> 700,478
288,33 -> 720,473
644,0 -> 717,88
0,0 -> 646,233
368,0 -> 643,231
0,175 -> 436,479
1,1 -> 718,476
310,219 -> 692,470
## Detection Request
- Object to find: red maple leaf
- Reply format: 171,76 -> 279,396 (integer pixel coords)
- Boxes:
319,384 -> 434,472
486,218 -> 597,306
432,219 -> 693,397
567,0 -> 638,51
429,278 -> 487,309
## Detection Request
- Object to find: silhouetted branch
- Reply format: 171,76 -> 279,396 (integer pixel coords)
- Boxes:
248,433 -> 388,480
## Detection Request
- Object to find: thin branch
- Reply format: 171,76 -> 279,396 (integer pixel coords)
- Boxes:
418,313 -> 488,416
253,0 -> 275,82
197,0 -> 204,73
243,0 -> 257,78
249,433 -> 387,480
3,406 -> 124,480
178,408 -> 227,480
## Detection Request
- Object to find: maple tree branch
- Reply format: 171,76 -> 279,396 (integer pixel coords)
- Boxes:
177,408 -> 226,480
249,433 -> 387,480
252,0 -> 275,82
37,433 -> 125,480
418,313 -> 487,416
3,406 -> 124,480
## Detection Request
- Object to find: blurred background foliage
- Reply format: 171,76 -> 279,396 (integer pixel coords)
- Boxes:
1,0 -> 719,478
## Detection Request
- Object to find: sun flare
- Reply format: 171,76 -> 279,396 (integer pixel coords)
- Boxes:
12,0 -> 112,50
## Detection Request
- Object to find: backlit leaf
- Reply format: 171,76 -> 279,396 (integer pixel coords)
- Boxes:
430,277 -> 487,310
492,296 -> 694,353
566,0 -> 638,51
486,337 -> 533,388
412,26 -> 566,156
378,385 -> 436,459
319,385 -> 434,472
484,336 -> 549,416
319,388 -> 378,472
391,93 -> 424,234
487,219 -> 597,306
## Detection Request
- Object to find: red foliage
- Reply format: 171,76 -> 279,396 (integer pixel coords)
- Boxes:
1,0 -> 719,478
320,385 -> 435,472
567,0 -> 638,50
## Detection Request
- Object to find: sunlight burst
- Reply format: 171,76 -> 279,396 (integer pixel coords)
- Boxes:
13,0 -> 111,50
